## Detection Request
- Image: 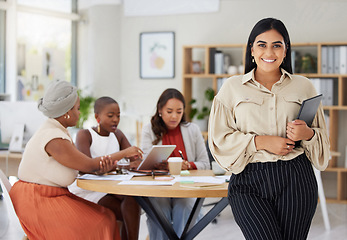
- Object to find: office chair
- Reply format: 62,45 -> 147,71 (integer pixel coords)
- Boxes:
0,169 -> 28,240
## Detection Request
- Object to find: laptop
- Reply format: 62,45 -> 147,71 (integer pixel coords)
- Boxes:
137,145 -> 176,170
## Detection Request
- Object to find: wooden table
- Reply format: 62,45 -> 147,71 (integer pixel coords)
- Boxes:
77,170 -> 231,240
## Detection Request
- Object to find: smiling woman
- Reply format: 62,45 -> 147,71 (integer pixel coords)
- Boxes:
208,17 -> 330,240
251,29 -> 287,89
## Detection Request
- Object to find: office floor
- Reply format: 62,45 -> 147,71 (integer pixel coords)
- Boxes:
1,196 -> 347,240
138,199 -> 347,240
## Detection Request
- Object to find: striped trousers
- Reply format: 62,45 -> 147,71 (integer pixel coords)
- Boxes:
228,154 -> 318,240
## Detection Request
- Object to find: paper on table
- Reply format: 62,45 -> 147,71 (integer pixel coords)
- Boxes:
174,176 -> 226,184
77,174 -> 133,181
214,175 -> 232,181
118,180 -> 175,186
180,182 -> 225,189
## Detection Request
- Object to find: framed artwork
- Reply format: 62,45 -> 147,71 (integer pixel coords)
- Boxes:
140,32 -> 175,79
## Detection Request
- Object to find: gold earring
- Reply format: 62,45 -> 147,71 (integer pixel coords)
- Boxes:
64,114 -> 70,119
252,56 -> 255,63
97,123 -> 100,133
159,113 -> 162,117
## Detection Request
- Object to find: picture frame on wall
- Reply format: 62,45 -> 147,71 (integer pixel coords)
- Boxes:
140,32 -> 175,79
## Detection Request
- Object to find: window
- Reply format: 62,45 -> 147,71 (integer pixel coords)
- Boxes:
0,0 -> 78,101
0,7 -> 5,94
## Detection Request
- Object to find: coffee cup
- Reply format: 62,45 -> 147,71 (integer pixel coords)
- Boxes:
167,157 -> 183,176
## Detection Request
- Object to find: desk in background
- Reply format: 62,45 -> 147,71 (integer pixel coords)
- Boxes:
0,151 -> 22,177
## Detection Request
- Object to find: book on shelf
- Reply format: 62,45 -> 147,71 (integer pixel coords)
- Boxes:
340,45 -> 347,74
322,45 -> 347,74
321,46 -> 328,74
214,51 -> 224,74
324,78 -> 334,106
209,48 -> 216,74
327,46 -> 334,74
309,78 -> 337,106
333,46 -> 340,74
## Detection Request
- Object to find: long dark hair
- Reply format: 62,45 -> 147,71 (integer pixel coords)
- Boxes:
244,17 -> 293,74
151,88 -> 187,145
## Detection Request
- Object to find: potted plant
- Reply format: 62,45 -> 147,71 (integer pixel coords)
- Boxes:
76,89 -> 95,129
189,87 -> 215,131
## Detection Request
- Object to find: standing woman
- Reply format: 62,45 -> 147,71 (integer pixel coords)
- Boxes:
10,80 -> 140,240
208,18 -> 330,240
141,88 -> 210,239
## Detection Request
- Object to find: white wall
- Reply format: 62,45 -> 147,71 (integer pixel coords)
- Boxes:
78,0 -> 347,163
78,5 -> 121,98
118,0 -> 347,117
79,0 -> 347,114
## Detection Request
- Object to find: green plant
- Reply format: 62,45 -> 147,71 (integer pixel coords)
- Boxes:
76,89 -> 95,129
189,87 -> 215,120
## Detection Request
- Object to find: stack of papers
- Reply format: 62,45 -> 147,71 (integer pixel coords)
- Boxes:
77,174 -> 133,181
118,181 -> 175,186
174,176 -> 226,184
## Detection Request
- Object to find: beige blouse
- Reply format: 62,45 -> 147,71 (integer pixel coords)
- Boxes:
208,69 -> 330,174
18,118 -> 78,187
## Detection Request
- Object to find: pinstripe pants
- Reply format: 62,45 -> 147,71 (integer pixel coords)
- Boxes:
228,154 -> 318,240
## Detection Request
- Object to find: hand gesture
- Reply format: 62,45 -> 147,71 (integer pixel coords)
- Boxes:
287,120 -> 314,142
255,135 -> 295,156
124,146 -> 143,159
95,155 -> 115,175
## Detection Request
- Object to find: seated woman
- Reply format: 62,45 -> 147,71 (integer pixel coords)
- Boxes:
141,88 -> 210,239
69,96 -> 141,240
10,80 -> 142,240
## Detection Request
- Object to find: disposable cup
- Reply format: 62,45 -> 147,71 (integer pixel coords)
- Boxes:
167,157 -> 183,176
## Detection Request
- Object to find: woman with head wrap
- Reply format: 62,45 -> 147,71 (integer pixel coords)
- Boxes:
9,80 -> 142,240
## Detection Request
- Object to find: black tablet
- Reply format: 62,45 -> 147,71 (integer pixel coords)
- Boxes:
294,94 -> 323,147
297,94 -> 323,127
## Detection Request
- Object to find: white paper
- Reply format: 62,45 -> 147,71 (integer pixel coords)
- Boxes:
214,175 -> 232,181
77,174 -> 133,181
118,181 -> 175,186
173,176 -> 226,184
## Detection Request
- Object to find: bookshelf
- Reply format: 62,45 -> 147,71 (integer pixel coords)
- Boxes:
182,42 -> 347,203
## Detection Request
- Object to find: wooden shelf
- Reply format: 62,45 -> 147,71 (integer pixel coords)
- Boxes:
183,42 -> 347,203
